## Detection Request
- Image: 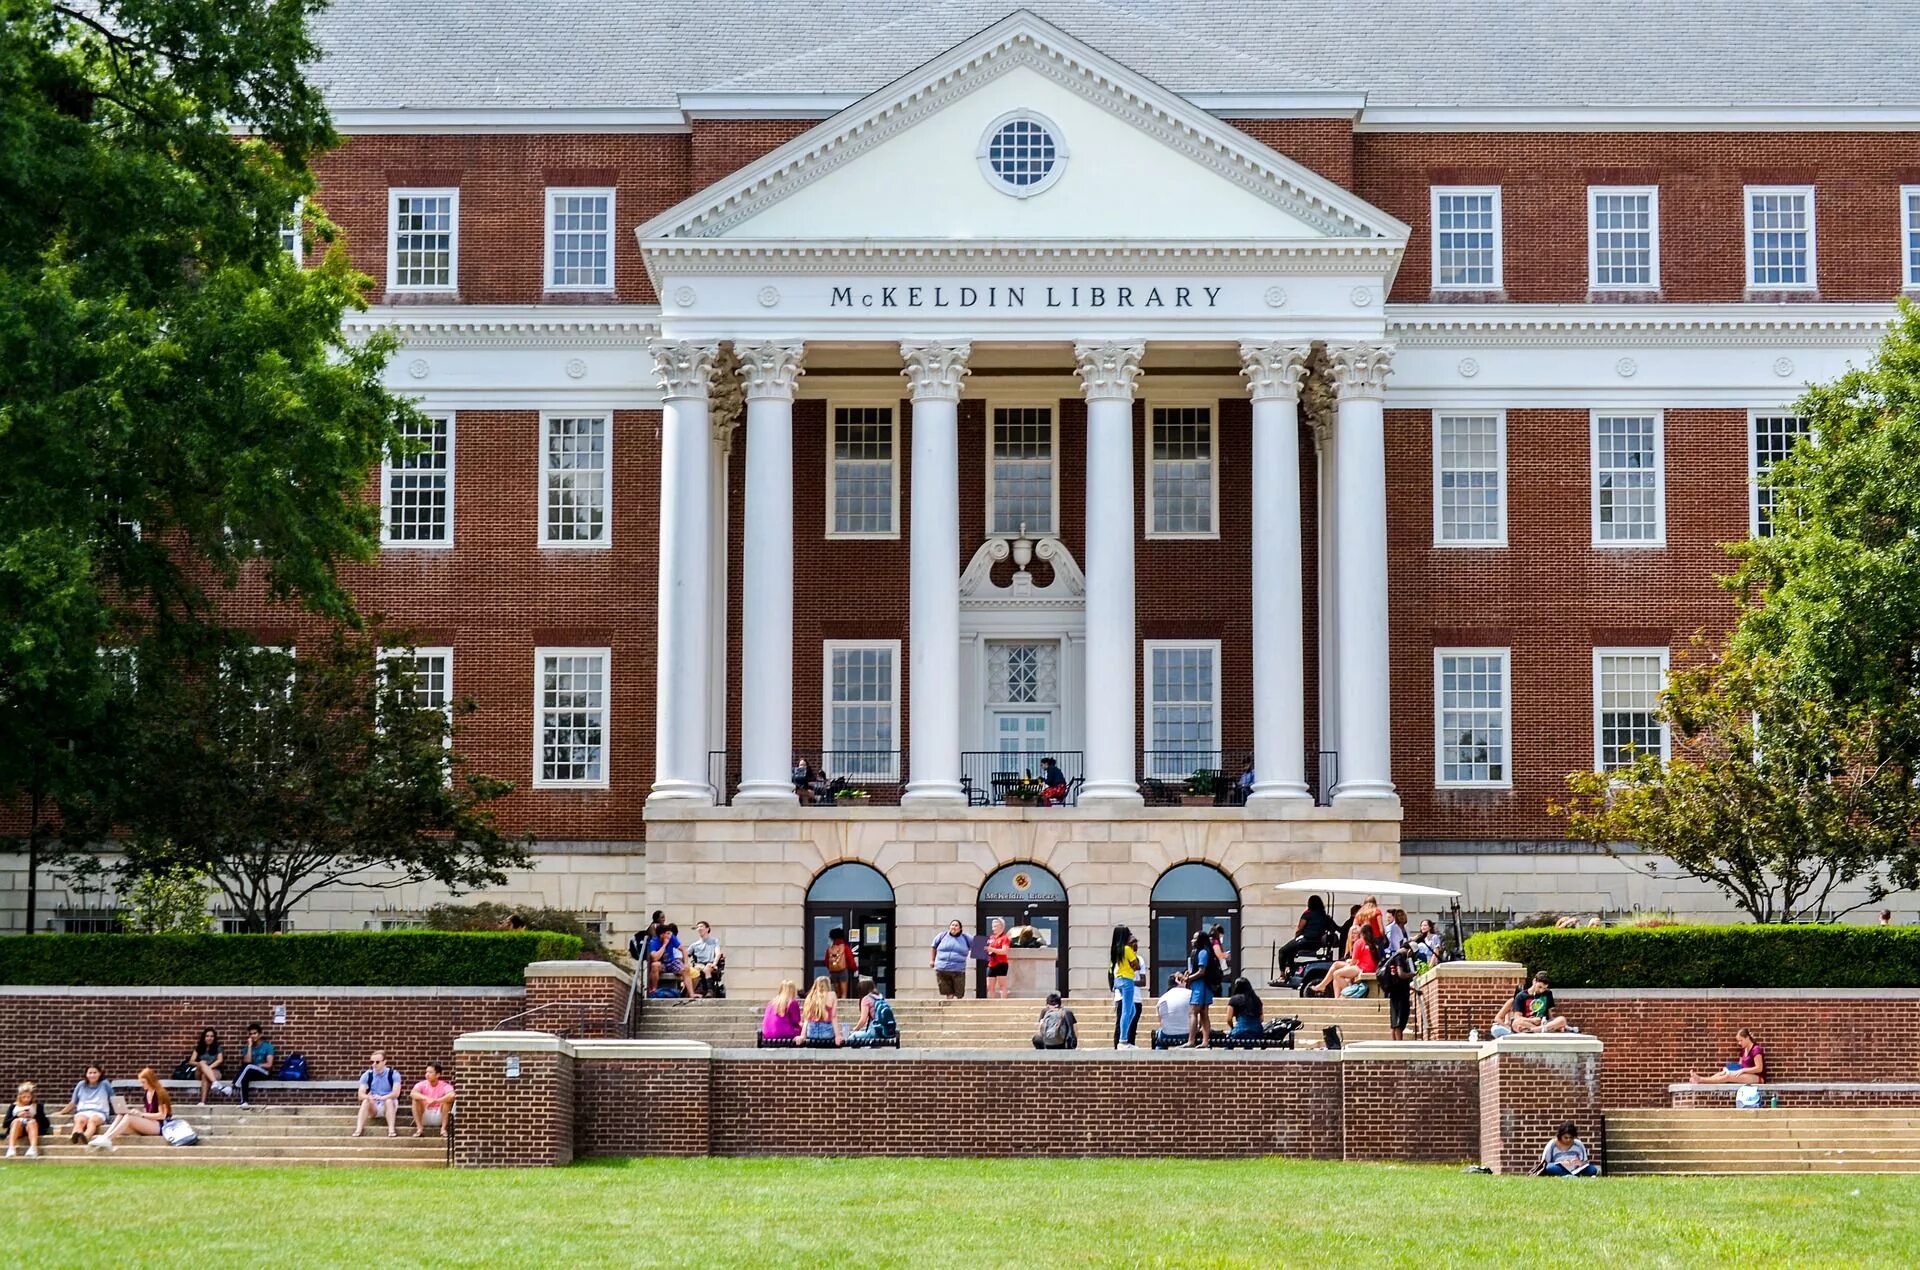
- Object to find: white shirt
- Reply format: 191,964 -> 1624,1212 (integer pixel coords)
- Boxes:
1157,987 -> 1192,1036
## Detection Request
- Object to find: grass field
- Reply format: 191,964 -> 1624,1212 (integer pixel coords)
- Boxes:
4,1157 -> 1915,1266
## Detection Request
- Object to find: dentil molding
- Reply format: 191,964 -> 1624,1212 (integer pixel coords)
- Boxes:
900,341 -> 972,401
1074,341 -> 1146,401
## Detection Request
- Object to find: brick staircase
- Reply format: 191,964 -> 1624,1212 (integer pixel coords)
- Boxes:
632,994 -> 1392,1049
13,1105 -> 447,1168
1606,1109 -> 1920,1174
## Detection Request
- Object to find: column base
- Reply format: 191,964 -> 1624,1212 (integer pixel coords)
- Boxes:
1077,781 -> 1145,809
1245,783 -> 1312,811
902,781 -> 967,807
647,781 -> 716,806
732,781 -> 798,805
1332,779 -> 1396,804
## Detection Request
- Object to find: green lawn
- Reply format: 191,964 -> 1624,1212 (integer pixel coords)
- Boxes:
4,1157 -> 1914,1266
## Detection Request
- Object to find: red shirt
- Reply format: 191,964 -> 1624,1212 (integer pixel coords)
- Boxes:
1353,939 -> 1378,974
987,931 -> 1011,968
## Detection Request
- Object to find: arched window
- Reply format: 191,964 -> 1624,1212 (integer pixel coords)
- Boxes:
804,863 -> 895,997
1148,863 -> 1241,995
976,862 -> 1069,998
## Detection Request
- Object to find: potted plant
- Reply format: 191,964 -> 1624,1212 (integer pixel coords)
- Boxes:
1002,777 -> 1043,805
834,787 -> 871,802
1181,769 -> 1217,807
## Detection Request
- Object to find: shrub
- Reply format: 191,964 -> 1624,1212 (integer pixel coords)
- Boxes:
422,902 -> 608,957
0,931 -> 579,987
1463,924 -> 1920,988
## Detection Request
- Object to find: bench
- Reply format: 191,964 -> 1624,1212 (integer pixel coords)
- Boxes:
752,1034 -> 900,1050
159,1079 -> 360,1093
1151,1018 -> 1301,1050
1668,1081 -> 1920,1109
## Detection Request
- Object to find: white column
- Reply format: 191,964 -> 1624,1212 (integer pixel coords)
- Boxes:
1326,342 -> 1396,803
647,340 -> 722,803
900,341 -> 971,805
732,342 -> 806,803
1241,342 -> 1314,807
1075,341 -> 1146,807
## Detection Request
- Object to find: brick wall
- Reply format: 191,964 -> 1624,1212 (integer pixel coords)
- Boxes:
1413,963 -> 1526,1041
452,1036 -> 574,1167
1478,1040 -> 1604,1174
574,1056 -> 712,1156
521,964 -> 633,1039
1339,1053 -> 1479,1161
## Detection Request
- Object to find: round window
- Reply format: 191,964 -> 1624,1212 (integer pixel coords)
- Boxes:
978,112 -> 1067,197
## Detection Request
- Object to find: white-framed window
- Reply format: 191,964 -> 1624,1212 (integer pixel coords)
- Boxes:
1433,411 -> 1506,546
1435,648 -> 1511,788
1745,185 -> 1815,290
97,645 -> 139,691
1750,412 -> 1812,538
378,646 -> 453,727
223,645 -> 295,709
280,197 -> 304,266
539,413 -> 610,547
822,640 -> 899,781
1592,411 -> 1664,546
545,187 -> 614,292
1594,647 -> 1669,771
987,404 -> 1057,536
1147,403 -> 1217,538
1431,186 -> 1502,291
381,413 -> 453,547
387,188 -> 458,292
826,403 -> 898,538
1143,639 -> 1221,778
1588,186 -> 1659,290
1903,186 -> 1920,289
534,647 -> 609,789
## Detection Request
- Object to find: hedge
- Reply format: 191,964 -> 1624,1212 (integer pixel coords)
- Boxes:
1462,925 -> 1920,988
0,931 -> 581,987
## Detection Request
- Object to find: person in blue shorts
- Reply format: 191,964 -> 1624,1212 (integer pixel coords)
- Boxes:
1179,929 -> 1223,1046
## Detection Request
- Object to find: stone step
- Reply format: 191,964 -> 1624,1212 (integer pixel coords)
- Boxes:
21,1143 -> 441,1162
1610,1157 -> 1920,1175
23,1152 -> 447,1168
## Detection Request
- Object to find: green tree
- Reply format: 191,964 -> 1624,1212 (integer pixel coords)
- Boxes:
122,864 -> 215,934
1,1 -> 422,922
68,634 -> 530,932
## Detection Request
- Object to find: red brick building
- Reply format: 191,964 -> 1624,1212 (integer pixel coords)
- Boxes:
14,3 -> 1915,974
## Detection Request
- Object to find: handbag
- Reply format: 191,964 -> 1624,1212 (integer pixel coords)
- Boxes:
160,1117 -> 198,1146
171,1060 -> 197,1081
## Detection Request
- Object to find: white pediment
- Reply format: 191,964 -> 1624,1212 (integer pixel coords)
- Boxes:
638,11 -> 1407,248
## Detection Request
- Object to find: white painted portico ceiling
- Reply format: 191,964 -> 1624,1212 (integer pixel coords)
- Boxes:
310,0 -> 1920,114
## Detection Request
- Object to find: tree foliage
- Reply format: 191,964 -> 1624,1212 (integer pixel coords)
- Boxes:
121,864 -> 215,934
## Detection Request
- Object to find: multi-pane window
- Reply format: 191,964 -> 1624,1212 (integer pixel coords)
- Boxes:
280,198 -> 304,265
1149,405 -> 1216,536
1436,649 -> 1510,787
988,406 -> 1055,535
1431,187 -> 1502,290
546,188 -> 613,290
1144,641 -> 1220,777
1595,649 -> 1668,771
1588,187 -> 1658,289
382,414 -> 453,546
1751,413 -> 1812,538
825,642 -> 898,780
1593,412 -> 1663,545
382,647 -> 452,722
1904,187 -> 1920,289
536,648 -> 608,787
1745,186 -> 1815,289
389,189 -> 458,291
828,405 -> 896,536
1434,413 -> 1505,545
541,414 -> 609,546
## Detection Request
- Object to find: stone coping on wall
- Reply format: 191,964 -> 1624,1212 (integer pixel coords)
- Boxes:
1563,987 -> 1920,1000
1484,1034 -> 1603,1056
524,959 -> 631,986
1413,960 -> 1524,989
0,984 -> 524,998
1667,1081 -> 1920,1094
645,800 -> 1402,824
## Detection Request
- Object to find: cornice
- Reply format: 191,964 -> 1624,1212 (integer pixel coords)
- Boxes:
345,306 -> 660,349
645,240 -> 1401,277
1388,303 -> 1892,349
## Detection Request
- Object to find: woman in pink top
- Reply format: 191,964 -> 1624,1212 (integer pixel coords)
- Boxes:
1690,1027 -> 1767,1084
760,979 -> 803,1045
410,1063 -> 457,1137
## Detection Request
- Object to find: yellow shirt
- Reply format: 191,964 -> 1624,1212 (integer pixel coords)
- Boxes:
1113,947 -> 1140,982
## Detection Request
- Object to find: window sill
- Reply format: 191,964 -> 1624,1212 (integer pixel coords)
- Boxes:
1428,288 -> 1507,304
1586,289 -> 1663,303
383,289 -> 462,304
1743,289 -> 1821,303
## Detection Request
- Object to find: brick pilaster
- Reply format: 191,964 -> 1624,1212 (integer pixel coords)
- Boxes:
1477,1035 -> 1604,1174
451,1031 -> 575,1167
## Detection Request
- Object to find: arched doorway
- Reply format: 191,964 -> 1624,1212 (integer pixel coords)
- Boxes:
976,862 -> 1068,997
804,862 -> 895,998
1149,862 -> 1241,995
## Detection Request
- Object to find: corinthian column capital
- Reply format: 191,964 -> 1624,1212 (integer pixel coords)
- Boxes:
1239,342 -> 1314,403
735,342 -> 807,400
1073,341 -> 1146,402
647,339 -> 720,401
899,341 -> 972,402
1326,342 -> 1395,401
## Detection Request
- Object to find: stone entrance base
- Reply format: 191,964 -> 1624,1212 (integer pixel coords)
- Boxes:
644,802 -> 1401,998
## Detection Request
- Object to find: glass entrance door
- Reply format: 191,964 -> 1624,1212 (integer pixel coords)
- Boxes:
975,862 -> 1069,997
1148,863 -> 1242,995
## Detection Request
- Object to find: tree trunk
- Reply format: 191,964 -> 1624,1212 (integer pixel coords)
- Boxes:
23,786 -> 42,936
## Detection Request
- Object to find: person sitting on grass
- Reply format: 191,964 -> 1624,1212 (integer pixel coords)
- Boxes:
1539,1121 -> 1600,1176
1225,978 -> 1264,1039
760,980 -> 803,1046
1033,992 -> 1079,1050
187,1027 -> 224,1106
410,1063 -> 456,1137
800,976 -> 842,1046
87,1067 -> 170,1151
1690,1027 -> 1766,1085
59,1065 -> 114,1145
1491,974 -> 1571,1036
354,1050 -> 405,1138
5,1082 -> 50,1159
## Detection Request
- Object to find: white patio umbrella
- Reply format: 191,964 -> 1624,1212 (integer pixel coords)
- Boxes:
1274,878 -> 1466,955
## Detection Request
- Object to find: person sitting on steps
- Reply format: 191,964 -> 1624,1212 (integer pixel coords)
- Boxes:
410,1063 -> 457,1137
353,1050 -> 405,1138
87,1068 -> 170,1151
1690,1027 -> 1766,1085
1033,992 -> 1078,1049
5,1082 -> 50,1159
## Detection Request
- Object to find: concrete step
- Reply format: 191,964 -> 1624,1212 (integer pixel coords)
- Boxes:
13,1106 -> 448,1168
1610,1158 -> 1920,1175
22,1152 -> 447,1168
1603,1108 -> 1920,1174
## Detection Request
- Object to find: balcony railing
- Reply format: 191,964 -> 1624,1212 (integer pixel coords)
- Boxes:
709,750 -> 905,806
960,750 -> 1084,806
1138,749 -> 1255,805
1313,750 -> 1338,807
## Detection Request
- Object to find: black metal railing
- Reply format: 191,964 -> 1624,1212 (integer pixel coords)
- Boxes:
1137,749 -> 1255,805
707,750 -> 741,805
960,750 -> 1084,806
490,1000 -> 631,1040
1313,750 -> 1338,807
797,750 -> 905,806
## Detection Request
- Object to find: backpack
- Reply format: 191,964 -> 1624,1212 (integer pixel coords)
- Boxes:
161,1117 -> 198,1146
1037,1007 -> 1072,1048
826,942 -> 850,973
869,996 -> 898,1040
1201,949 -> 1224,990
277,1054 -> 308,1081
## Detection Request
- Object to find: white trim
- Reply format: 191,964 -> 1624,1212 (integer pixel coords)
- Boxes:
387,187 -> 460,293
1592,646 -> 1670,770
1586,185 -> 1660,292
1431,409 -> 1507,547
1387,300 -> 1890,346
1433,646 -> 1512,790
1589,408 -> 1665,548
1142,638 -> 1223,760
376,645 -> 455,756
537,411 -> 614,549
1748,409 -> 1811,539
1903,186 -> 1920,290
1429,185 -> 1503,292
824,397 -> 900,540
1743,184 -> 1817,292
1144,398 -> 1221,540
984,398 -> 1060,537
975,109 -> 1070,199
820,639 -> 902,779
1356,106 -> 1920,132
282,196 -> 305,267
379,412 -> 455,549
533,646 -> 611,790
543,187 -> 616,294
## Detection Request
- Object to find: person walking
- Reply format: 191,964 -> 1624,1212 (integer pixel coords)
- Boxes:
1109,925 -> 1142,1050
985,918 -> 1012,1000
930,919 -> 972,999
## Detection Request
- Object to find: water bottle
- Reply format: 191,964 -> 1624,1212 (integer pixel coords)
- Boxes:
1468,1027 -> 1481,1043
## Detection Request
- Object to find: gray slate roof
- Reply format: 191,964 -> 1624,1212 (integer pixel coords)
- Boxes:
308,0 -> 1920,111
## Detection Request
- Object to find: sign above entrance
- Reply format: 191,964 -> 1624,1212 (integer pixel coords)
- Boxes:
829,282 -> 1225,312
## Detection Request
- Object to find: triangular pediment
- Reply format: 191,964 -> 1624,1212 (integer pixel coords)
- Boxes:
638,10 -> 1407,247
